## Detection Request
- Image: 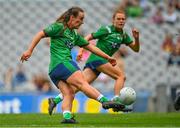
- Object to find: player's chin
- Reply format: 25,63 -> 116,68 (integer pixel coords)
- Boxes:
118,25 -> 124,29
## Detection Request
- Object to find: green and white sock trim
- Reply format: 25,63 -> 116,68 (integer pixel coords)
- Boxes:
63,110 -> 72,119
53,94 -> 63,104
97,94 -> 109,103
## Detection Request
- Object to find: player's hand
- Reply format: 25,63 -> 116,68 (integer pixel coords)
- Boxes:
76,48 -> 84,62
76,52 -> 83,62
132,28 -> 139,39
108,57 -> 117,66
20,50 -> 32,63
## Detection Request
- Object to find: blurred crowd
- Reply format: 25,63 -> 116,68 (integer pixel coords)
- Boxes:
162,32 -> 180,67
0,64 -> 52,93
117,0 -> 179,25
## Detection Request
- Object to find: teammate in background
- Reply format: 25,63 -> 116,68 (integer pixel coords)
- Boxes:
48,10 -> 140,114
20,7 -> 124,124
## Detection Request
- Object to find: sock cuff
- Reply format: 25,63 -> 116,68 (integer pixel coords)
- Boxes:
97,94 -> 103,101
58,93 -> 63,99
63,110 -> 71,115
63,110 -> 72,119
114,95 -> 119,98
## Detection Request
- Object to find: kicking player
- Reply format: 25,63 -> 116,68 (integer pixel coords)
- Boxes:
20,7 -> 124,124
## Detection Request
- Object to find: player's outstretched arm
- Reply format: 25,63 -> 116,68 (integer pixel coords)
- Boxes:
20,30 -> 46,62
83,43 -> 117,66
76,34 -> 94,61
129,28 -> 140,52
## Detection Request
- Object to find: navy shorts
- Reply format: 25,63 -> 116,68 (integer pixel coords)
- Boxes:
49,61 -> 80,88
84,60 -> 107,76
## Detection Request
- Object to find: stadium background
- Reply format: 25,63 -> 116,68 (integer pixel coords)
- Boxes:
0,0 -> 179,113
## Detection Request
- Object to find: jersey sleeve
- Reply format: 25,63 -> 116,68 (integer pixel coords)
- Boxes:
122,32 -> 133,45
75,35 -> 89,47
43,23 -> 64,37
91,26 -> 109,39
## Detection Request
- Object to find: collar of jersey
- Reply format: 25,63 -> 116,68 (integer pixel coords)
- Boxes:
111,25 -> 124,34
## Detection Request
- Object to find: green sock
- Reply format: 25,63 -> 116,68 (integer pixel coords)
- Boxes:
63,111 -> 72,119
99,96 -> 109,103
53,95 -> 62,104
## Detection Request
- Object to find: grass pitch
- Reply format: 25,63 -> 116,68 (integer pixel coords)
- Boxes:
0,113 -> 180,127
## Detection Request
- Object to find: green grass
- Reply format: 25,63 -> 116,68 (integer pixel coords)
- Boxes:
0,113 -> 180,127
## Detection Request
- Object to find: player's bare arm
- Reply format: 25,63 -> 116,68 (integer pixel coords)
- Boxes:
76,34 -> 94,61
20,31 -> 46,62
128,28 -> 140,52
83,43 -> 117,66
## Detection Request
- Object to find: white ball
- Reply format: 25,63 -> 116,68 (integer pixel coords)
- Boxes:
119,87 -> 136,105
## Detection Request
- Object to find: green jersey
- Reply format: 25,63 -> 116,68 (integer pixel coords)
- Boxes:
43,22 -> 89,73
86,25 -> 133,63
